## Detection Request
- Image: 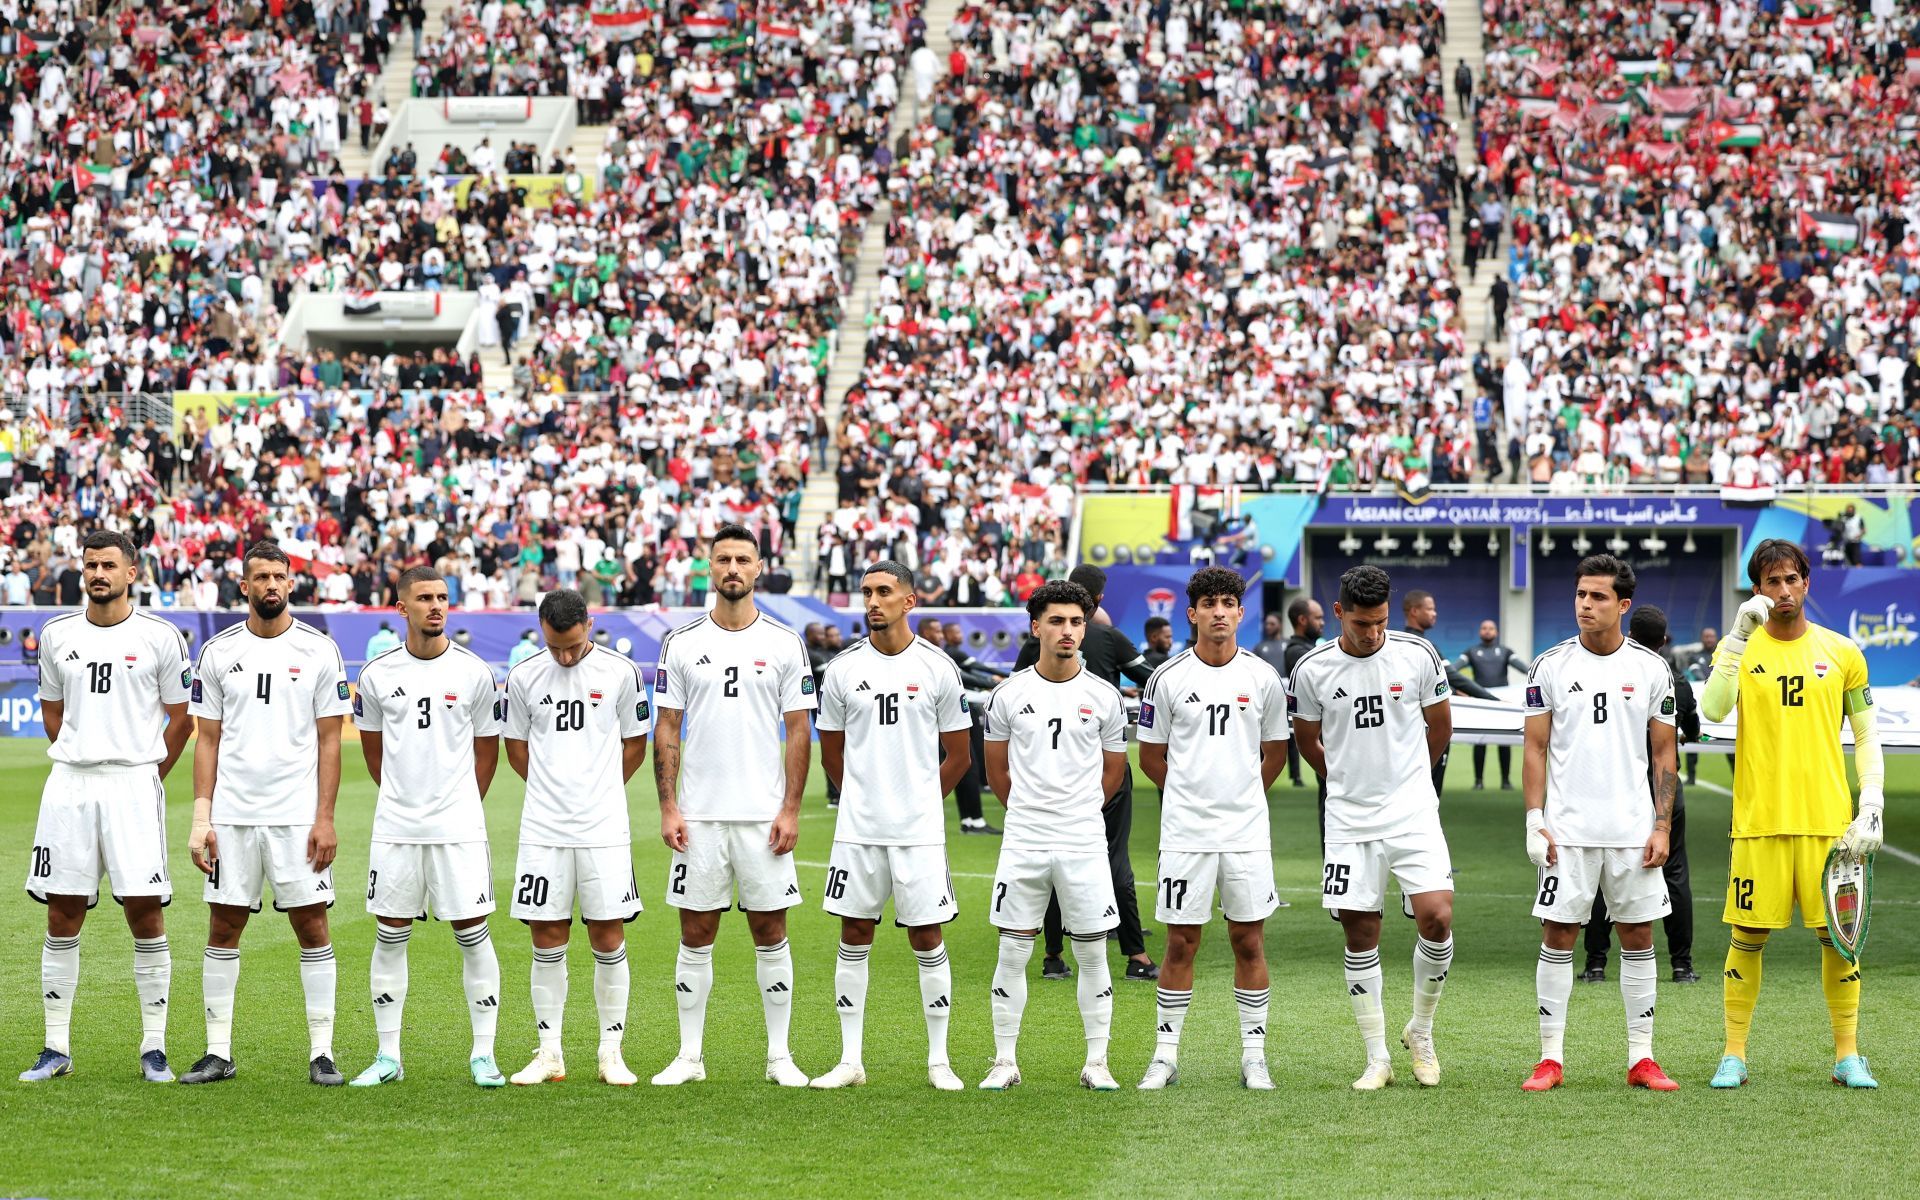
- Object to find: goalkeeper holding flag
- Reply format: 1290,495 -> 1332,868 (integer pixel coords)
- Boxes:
1700,540 -> 1883,1090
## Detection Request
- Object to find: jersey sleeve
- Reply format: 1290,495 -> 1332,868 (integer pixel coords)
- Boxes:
353,664 -> 383,731
1841,641 -> 1873,714
1648,658 -> 1677,728
1259,667 -> 1290,743
619,660 -> 652,738
159,626 -> 192,705
654,633 -> 685,710
313,640 -> 352,719
780,636 -> 817,714
471,666 -> 502,737
502,668 -> 532,741
1420,643 -> 1451,708
816,656 -> 846,732
1524,653 -> 1554,715
935,662 -> 972,734
1288,659 -> 1321,721
1136,664 -> 1170,743
983,679 -> 1014,742
36,624 -> 62,702
1098,686 -> 1127,752
190,642 -> 223,721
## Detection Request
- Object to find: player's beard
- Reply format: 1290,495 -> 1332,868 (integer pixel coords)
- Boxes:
85,581 -> 127,607
717,578 -> 751,601
250,594 -> 288,620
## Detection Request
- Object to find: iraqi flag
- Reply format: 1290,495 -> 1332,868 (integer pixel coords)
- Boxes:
690,78 -> 726,106
1907,47 -> 1920,77
590,11 -> 650,41
1782,12 -> 1836,39
1169,484 -> 1241,541
589,689 -> 603,706
684,13 -> 729,38
758,20 -> 799,42
1799,211 -> 1859,249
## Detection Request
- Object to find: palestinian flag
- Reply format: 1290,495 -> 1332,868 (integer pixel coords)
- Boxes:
1559,163 -> 1604,189
169,229 -> 200,250
1508,46 -> 1540,59
758,20 -> 799,42
684,13 -> 729,38
1798,211 -> 1859,249
17,30 -> 59,57
72,162 -> 111,191
1613,57 -> 1662,81
590,11 -> 649,41
1712,121 -> 1763,147
1116,111 -> 1149,137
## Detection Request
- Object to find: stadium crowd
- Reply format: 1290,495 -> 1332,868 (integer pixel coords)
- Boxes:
1473,0 -> 1920,489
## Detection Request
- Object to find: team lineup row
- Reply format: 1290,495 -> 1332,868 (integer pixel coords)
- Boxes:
18,529 -> 1887,1093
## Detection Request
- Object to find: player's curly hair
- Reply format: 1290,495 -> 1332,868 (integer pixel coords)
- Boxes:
1026,579 -> 1095,621
1186,566 -> 1246,606
1338,564 -> 1392,610
1576,553 -> 1637,600
1746,538 -> 1810,586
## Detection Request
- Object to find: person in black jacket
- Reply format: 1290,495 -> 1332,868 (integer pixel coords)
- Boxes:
1459,619 -> 1530,790
1281,598 -> 1325,790
1013,565 -> 1158,981
1402,590 -> 1496,798
920,617 -> 1001,836
1581,604 -> 1700,984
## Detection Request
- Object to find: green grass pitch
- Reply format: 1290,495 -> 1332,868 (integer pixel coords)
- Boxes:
1,740 -> 1917,1199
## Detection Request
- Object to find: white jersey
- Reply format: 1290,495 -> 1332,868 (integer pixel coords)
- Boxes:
1288,632 -> 1450,842
38,609 -> 191,768
1137,648 -> 1290,854
504,645 -> 651,847
1524,636 -> 1676,848
654,613 -> 815,821
190,619 -> 351,825
817,636 -> 971,846
984,666 -> 1128,852
354,642 -> 502,844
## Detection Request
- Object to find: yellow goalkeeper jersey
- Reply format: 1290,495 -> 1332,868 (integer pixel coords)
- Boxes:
1722,622 -> 1868,839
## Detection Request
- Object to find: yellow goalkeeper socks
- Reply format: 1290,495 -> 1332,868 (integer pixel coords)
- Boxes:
1722,930 -> 1768,1058
1818,933 -> 1861,1061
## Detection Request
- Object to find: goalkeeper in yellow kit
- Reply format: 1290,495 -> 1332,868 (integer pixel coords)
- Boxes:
1700,539 -> 1884,1089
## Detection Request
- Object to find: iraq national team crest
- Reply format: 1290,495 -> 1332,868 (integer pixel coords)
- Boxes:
289,665 -> 303,678
589,689 -> 603,708
1621,684 -> 1635,698
1078,703 -> 1094,724
1814,661 -> 1831,680
754,659 -> 767,675
1236,692 -> 1250,711
443,692 -> 458,707
1388,682 -> 1405,702
906,683 -> 921,700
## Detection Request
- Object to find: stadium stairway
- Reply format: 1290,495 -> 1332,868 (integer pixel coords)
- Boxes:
790,0 -> 968,594
1446,0 -> 1492,359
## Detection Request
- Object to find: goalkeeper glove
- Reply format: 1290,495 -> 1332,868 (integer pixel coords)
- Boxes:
1839,789 -> 1884,857
1525,808 -> 1554,868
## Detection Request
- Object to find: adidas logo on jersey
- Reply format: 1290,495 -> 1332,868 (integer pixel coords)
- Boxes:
539,695 -> 554,706
1568,682 -> 1583,692
390,687 -> 406,698
1020,704 -> 1036,715
856,681 -> 873,692
227,662 -> 245,674
1332,688 -> 1348,700
1749,663 -> 1766,675
696,655 -> 712,666
1185,692 -> 1202,703
65,650 -> 79,661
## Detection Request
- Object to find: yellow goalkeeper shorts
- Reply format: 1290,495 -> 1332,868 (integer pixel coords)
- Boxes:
1724,835 -> 1834,930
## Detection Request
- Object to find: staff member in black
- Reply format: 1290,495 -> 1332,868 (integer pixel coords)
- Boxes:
920,617 -> 1003,836
1402,589 -> 1497,797
1014,565 -> 1158,982
1281,598 -> 1325,790
1458,618 -> 1529,790
1581,604 -> 1700,984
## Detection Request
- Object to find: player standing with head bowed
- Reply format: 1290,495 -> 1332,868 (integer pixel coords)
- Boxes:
348,566 -> 506,1088
21,530 -> 193,1084
179,542 -> 351,1087
1289,565 -> 1456,1091
810,561 -> 973,1092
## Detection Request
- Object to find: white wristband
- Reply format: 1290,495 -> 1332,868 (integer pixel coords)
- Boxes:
1525,809 -> 1546,834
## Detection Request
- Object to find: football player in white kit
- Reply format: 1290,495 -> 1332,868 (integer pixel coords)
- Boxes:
21,531 -> 193,1084
1290,565 -> 1456,1091
180,542 -> 352,1087
651,525 -> 815,1088
978,580 -> 1129,1092
1520,555 -> 1681,1093
348,566 -> 506,1089
1136,567 -> 1290,1091
502,588 -> 651,1088
810,561 -> 973,1092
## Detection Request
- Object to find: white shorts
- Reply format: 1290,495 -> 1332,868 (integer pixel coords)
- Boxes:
667,820 -> 801,912
205,824 -> 333,912
366,841 -> 495,922
1322,827 -> 1454,913
822,841 -> 957,928
989,848 -> 1117,934
26,764 -> 169,908
512,843 -> 642,923
1154,850 -> 1278,925
1534,846 -> 1672,925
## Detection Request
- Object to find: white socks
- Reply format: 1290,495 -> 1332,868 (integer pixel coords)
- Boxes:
593,944 -> 628,1052
755,939 -> 795,1061
1153,987 -> 1191,1064
454,923 -> 500,1060
834,941 -> 869,1065
1235,985 -> 1270,1064
1621,946 -> 1657,1066
41,934 -> 79,1055
299,944 -> 336,1061
202,946 -> 240,1060
1410,935 -> 1453,1035
1344,948 -> 1388,1062
990,931 -> 1035,1060
673,942 -> 713,1060
1069,934 -> 1112,1064
531,945 -> 568,1053
371,923 -> 411,1060
915,944 -> 952,1067
1537,945 -> 1573,1062
132,936 -> 170,1054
